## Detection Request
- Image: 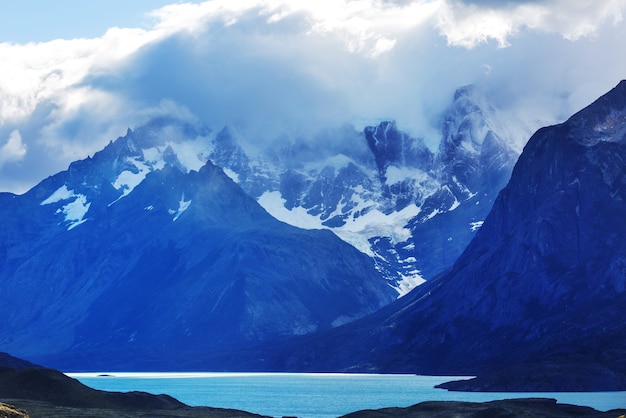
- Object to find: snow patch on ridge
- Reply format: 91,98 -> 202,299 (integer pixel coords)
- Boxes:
337,204 -> 419,245
395,271 -> 426,296
223,168 -> 239,183
41,185 -> 75,205
258,191 -> 324,230
41,185 -> 91,230
470,220 -> 484,231
171,194 -> 192,222
258,190 -> 418,255
112,158 -> 150,200
62,196 -> 91,230
142,147 -> 167,170
109,136 -> 213,205
449,195 -> 461,211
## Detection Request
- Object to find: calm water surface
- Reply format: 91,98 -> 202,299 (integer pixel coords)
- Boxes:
69,372 -> 626,418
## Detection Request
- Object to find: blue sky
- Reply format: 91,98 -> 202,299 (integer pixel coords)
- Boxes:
0,1 -> 175,43
1,0 -> 626,193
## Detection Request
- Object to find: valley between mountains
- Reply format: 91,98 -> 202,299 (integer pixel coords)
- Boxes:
1,81 -> 625,391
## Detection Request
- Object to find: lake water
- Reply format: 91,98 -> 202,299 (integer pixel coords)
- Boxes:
68,372 -> 626,418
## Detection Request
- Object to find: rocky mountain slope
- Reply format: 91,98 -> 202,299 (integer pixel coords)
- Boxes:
216,80 -> 626,390
0,124 -> 395,370
210,85 -> 520,293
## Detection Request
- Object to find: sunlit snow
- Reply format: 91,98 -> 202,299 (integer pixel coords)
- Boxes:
470,220 -> 484,231
41,185 -> 91,230
40,185 -> 75,205
258,191 -> 324,230
395,271 -> 426,296
424,208 -> 439,220
142,147 -> 167,170
112,158 -> 150,199
172,194 -> 192,221
63,195 -> 91,230
109,136 -> 213,205
222,168 -> 239,183
449,196 -> 461,211
258,189 -> 422,294
258,190 -> 419,249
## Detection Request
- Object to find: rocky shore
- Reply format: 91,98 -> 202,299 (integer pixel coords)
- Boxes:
1,353 -> 624,418
340,398 -> 626,418
2,396 -> 624,418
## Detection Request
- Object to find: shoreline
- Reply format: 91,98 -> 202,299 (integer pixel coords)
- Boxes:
3,397 -> 625,418
68,372 -> 626,414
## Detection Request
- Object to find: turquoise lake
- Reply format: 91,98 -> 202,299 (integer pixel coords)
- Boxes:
68,372 -> 626,418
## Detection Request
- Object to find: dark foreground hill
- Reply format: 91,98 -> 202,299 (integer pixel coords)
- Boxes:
0,353 -> 267,418
340,398 -> 626,418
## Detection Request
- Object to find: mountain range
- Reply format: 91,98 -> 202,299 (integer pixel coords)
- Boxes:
1,80 -> 624,391
0,123 -> 396,369
0,84 -> 521,370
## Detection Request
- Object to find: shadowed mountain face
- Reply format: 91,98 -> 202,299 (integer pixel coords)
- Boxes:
220,81 -> 626,390
0,125 -> 395,371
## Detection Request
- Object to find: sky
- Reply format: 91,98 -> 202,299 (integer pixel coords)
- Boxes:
1,0 -> 626,194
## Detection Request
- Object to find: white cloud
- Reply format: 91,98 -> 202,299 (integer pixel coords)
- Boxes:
1,0 -> 626,194
0,130 -> 27,167
438,0 -> 626,47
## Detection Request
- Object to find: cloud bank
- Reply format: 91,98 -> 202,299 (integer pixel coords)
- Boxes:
1,0 -> 626,193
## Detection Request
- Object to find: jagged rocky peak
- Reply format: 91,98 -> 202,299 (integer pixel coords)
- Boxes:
436,85 -> 517,191
440,84 -> 501,157
28,117 -> 220,234
210,127 -> 252,176
364,120 -> 434,175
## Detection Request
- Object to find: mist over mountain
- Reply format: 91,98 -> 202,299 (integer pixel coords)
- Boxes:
2,77 -> 624,388
212,80 -> 626,391
209,85 -> 520,293
0,80 -> 527,372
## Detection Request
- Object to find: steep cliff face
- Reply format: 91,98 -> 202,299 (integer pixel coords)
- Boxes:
403,85 -> 518,279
